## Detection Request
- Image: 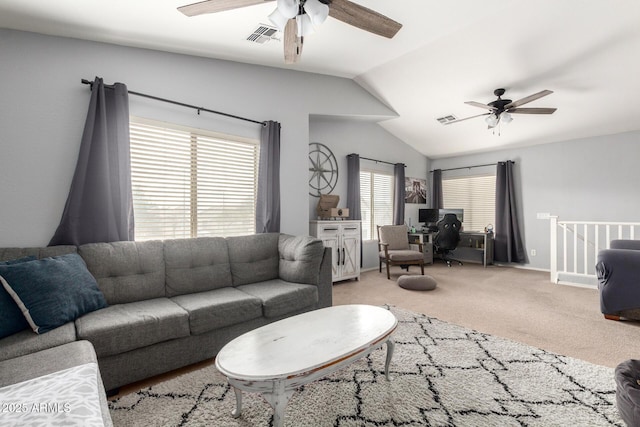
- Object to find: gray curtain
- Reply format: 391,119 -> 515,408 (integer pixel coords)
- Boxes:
49,77 -> 133,246
494,161 -> 525,263
346,154 -> 361,221
432,169 -> 443,209
393,163 -> 405,225
255,120 -> 281,233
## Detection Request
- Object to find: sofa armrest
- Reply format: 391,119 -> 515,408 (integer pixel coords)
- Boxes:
596,248 -> 640,314
278,234 -> 332,308
610,240 -> 640,251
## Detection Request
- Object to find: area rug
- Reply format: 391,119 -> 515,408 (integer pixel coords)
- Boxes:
108,306 -> 623,426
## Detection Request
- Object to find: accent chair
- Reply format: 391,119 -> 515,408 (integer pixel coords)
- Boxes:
377,225 -> 424,280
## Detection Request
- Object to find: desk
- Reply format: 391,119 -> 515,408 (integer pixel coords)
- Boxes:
408,233 -> 433,264
455,232 -> 494,267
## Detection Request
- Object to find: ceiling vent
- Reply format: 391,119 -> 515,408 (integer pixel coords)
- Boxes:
436,115 -> 457,125
247,25 -> 280,44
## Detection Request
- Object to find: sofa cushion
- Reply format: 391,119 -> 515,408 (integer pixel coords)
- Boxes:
164,237 -> 232,297
0,322 -> 76,363
227,234 -> 280,286
237,280 -> 318,318
0,253 -> 107,334
171,287 -> 263,335
0,246 -> 77,263
79,240 -> 165,305
75,298 -> 189,357
279,234 -> 325,285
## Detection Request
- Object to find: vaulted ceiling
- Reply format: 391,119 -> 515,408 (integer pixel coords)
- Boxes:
1,0 -> 639,158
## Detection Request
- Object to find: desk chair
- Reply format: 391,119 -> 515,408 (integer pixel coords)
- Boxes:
377,225 -> 425,280
434,213 -> 463,267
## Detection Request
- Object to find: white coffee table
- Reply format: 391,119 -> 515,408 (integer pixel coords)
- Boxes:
215,304 -> 397,427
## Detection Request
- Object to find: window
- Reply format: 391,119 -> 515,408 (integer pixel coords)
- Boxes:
442,174 -> 496,232
360,170 -> 393,240
130,117 -> 259,241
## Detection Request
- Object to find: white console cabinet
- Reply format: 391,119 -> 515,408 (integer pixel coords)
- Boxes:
310,220 -> 361,282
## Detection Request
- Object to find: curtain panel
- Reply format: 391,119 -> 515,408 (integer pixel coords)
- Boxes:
494,160 -> 525,263
393,163 -> 405,225
49,77 -> 133,246
432,169 -> 443,209
255,120 -> 281,233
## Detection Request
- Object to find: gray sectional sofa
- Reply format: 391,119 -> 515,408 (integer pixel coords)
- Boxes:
0,233 -> 331,425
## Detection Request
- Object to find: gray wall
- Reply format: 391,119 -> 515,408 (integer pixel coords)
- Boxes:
430,131 -> 640,270
309,116 -> 429,269
0,29 -> 397,246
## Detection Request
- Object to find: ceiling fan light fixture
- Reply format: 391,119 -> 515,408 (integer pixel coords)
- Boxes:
275,0 -> 299,18
268,9 -> 289,31
303,0 -> 330,27
501,112 -> 513,124
296,13 -> 315,37
485,114 -> 498,128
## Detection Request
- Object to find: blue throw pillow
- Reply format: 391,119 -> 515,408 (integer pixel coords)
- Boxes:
0,253 -> 107,334
0,256 -> 36,339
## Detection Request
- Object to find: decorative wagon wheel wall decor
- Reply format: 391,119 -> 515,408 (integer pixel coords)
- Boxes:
308,142 -> 338,197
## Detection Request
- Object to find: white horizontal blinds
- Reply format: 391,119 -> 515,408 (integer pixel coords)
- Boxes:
373,173 -> 393,232
130,122 -> 192,240
442,174 -> 496,232
130,117 -> 259,241
359,170 -> 393,240
195,133 -> 259,237
360,172 -> 372,240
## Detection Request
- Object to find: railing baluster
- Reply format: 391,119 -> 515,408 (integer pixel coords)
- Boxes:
595,224 -> 599,267
584,224 -> 588,275
619,225 -> 623,239
606,226 -> 610,249
573,223 -> 578,273
563,224 -> 568,273
631,225 -> 635,240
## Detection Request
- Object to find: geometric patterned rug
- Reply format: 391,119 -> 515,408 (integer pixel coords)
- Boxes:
108,305 -> 623,426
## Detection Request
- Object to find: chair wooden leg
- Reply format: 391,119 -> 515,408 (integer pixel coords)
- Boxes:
604,314 -> 621,321
386,261 -> 391,280
420,263 -> 424,275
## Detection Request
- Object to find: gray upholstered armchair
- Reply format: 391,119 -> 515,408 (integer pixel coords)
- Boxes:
377,225 -> 425,280
596,239 -> 640,320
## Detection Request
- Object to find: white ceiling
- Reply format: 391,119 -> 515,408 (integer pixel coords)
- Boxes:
1,0 -> 639,158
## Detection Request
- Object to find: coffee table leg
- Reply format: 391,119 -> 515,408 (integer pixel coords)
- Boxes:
231,386 -> 242,418
263,380 -> 294,427
385,339 -> 395,381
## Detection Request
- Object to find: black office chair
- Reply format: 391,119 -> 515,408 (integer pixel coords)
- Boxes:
434,213 -> 463,267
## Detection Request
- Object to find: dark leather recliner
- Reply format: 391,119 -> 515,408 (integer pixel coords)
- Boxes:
433,213 -> 462,267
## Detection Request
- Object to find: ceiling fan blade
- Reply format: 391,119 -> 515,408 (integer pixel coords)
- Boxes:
444,112 -> 490,125
509,107 -> 557,114
504,90 -> 553,109
464,101 -> 496,111
178,0 -> 274,17
328,0 -> 402,39
284,18 -> 303,64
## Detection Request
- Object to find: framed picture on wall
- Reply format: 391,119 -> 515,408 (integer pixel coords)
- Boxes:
405,177 -> 427,204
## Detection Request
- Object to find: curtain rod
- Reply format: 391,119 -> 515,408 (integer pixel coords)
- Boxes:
349,154 -> 405,167
81,79 -> 266,126
429,161 -> 514,173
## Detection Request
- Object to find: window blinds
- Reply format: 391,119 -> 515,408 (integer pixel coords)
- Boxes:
442,174 -> 496,232
130,117 -> 259,241
360,171 -> 393,240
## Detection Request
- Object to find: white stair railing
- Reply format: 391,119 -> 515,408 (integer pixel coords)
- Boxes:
549,217 -> 640,286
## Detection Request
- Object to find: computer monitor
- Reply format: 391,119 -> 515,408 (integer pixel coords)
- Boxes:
418,208 -> 439,224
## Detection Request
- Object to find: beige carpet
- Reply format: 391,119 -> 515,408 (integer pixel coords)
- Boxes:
333,263 -> 640,369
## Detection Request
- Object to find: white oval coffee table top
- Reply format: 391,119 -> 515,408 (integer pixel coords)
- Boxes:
215,304 -> 397,381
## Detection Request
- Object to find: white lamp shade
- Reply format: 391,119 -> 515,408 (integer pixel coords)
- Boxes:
501,112 -> 513,124
485,114 -> 498,128
276,0 -> 299,19
296,13 -> 315,37
303,0 -> 329,27
268,9 -> 290,31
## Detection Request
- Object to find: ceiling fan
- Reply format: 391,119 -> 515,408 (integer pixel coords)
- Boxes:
446,88 -> 557,129
178,0 -> 402,64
